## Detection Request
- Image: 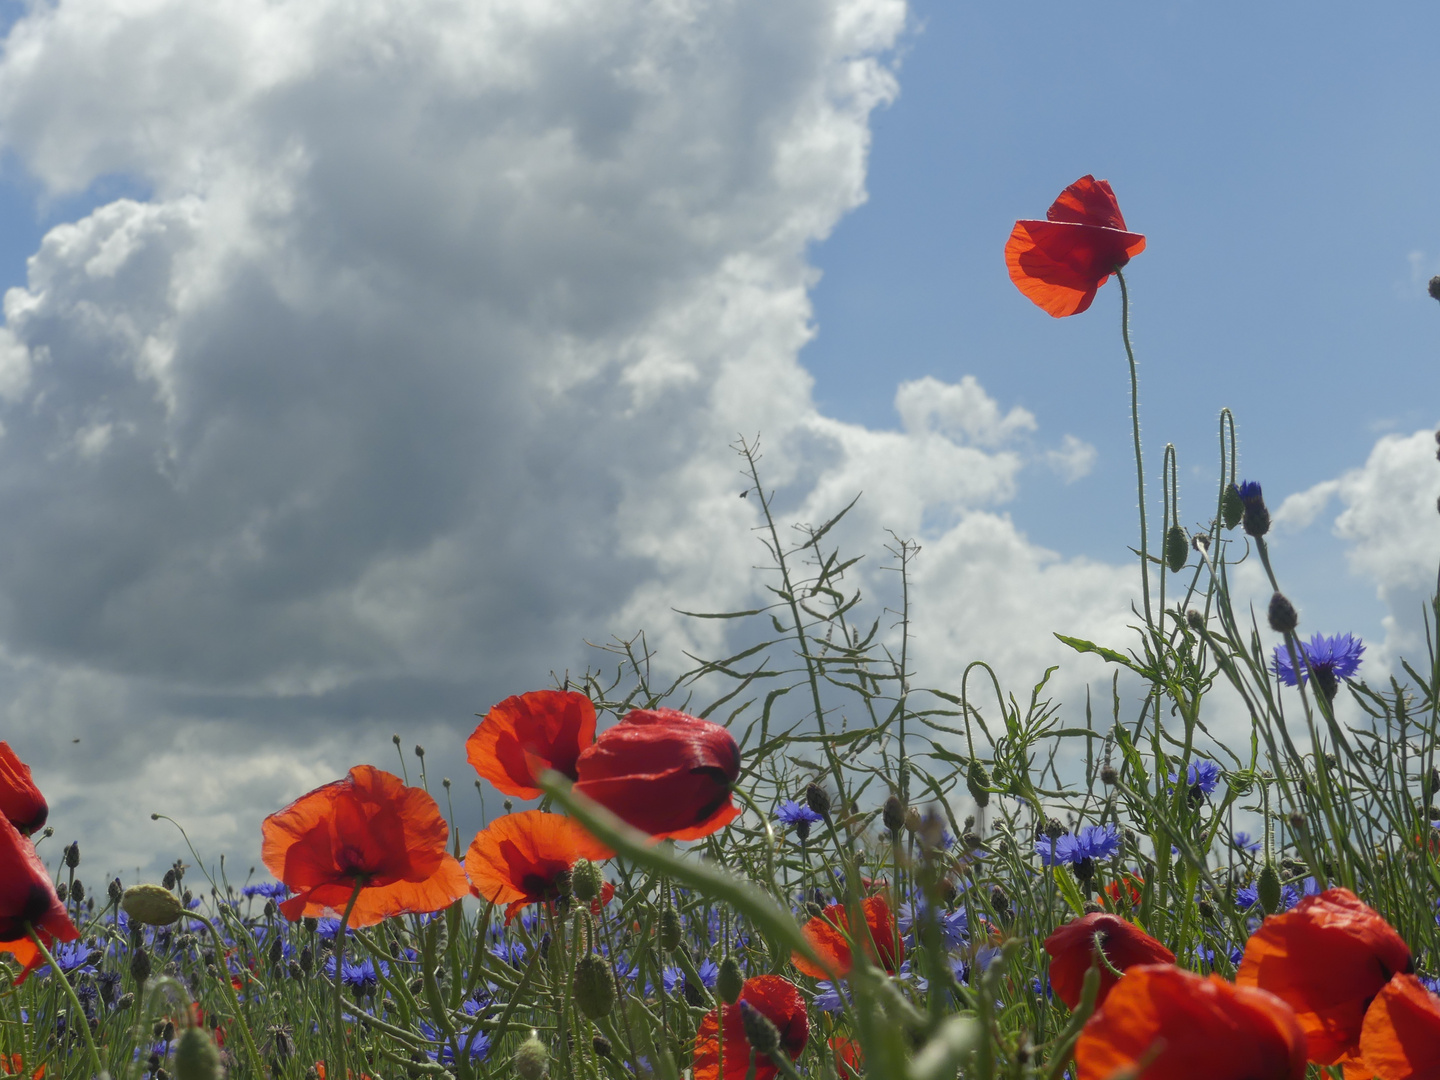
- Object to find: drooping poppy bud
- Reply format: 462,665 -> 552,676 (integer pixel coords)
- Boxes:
175,1025 -> 223,1080
572,953 -> 616,1019
0,743 -> 48,836
1165,525 -> 1189,573
1236,887 -> 1413,1065
1043,912 -> 1176,1010
967,760 -> 991,807
573,709 -> 741,841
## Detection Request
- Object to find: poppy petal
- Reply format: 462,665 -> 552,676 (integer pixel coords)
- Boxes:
465,810 -> 612,923
467,690 -> 597,799
1044,911 -> 1175,1009
1357,974 -> 1440,1079
1046,175 -> 1130,231
0,744 -> 47,836
693,975 -> 808,1080
1006,220 -> 1147,318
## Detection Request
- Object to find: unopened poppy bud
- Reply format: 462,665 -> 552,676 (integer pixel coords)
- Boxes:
904,806 -> 921,833
716,955 -> 744,1003
882,796 -> 905,834
1257,864 -> 1282,915
1164,525 -> 1188,573
174,1025 -> 222,1080
1234,481 -> 1270,538
738,1000 -> 781,1059
572,953 -> 616,1019
1221,484 -> 1244,530
65,842 -> 80,869
804,783 -> 831,820
1268,592 -> 1298,634
514,1033 -> 549,1080
571,858 -> 603,903
966,761 -> 991,808
592,1036 -> 612,1059
658,908 -> 682,953
122,884 -> 185,927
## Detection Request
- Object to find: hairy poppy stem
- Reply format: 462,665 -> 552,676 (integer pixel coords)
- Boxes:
332,881 -> 364,1080
1114,268 -> 1154,634
24,923 -> 104,1079
190,910 -> 265,1078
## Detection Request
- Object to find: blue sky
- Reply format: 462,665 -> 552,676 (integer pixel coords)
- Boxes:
803,1 -> 1440,634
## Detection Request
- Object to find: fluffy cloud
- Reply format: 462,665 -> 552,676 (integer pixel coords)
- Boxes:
0,0 -> 1148,873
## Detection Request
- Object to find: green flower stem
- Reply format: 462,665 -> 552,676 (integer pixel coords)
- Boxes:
1115,268 -> 1154,634
24,925 -> 105,1079
189,910 -> 265,1078
331,882 -> 364,1080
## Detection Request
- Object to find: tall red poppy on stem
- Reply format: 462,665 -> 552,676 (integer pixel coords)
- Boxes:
1075,964 -> 1306,1080
467,690 -> 597,799
0,743 -> 47,836
792,895 -> 902,980
0,814 -> 78,984
1236,888 -> 1412,1065
261,765 -> 469,927
693,975 -> 809,1080
572,708 -> 741,841
1357,974 -> 1440,1079
1005,175 -> 1147,318
464,810 -> 613,923
1044,911 -> 1175,1009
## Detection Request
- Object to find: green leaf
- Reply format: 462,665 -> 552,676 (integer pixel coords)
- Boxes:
1054,634 -> 1138,672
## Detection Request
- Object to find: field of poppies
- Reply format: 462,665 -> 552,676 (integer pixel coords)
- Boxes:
3,176 -> 1439,1080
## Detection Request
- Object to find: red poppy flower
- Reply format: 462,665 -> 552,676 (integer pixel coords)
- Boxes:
467,690 -> 597,800
0,743 -> 47,836
1102,872 -> 1144,912
693,975 -> 809,1080
1044,911 -> 1175,1009
793,895 -> 902,980
572,708 -> 741,841
1356,974 -> 1440,1079
1,1054 -> 44,1079
464,810 -> 613,923
1005,175 -> 1147,318
1236,888 -> 1412,1065
831,1036 -> 863,1079
261,765 -> 469,928
1076,964 -> 1306,1080
0,814 -> 78,985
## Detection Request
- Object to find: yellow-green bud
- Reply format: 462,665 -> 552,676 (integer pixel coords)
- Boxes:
514,1033 -> 549,1080
572,859 -> 603,904
967,761 -> 991,808
174,1026 -> 222,1080
122,884 -> 185,927
572,953 -> 616,1019
716,956 -> 744,1004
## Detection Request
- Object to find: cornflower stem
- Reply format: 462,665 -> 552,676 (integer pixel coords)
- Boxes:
190,910 -> 265,1077
1115,268 -> 1154,634
24,925 -> 104,1079
331,881 -> 364,1080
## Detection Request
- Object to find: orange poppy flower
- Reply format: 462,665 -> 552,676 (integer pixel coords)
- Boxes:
693,975 -> 809,1080
1102,872 -> 1144,912
1076,964 -> 1306,1080
1236,888 -> 1412,1065
0,814 -> 79,985
1356,974 -> 1440,1079
261,765 -> 469,928
1,1054 -> 44,1079
0,743 -> 47,836
1044,911 -> 1175,1009
467,690 -> 597,800
464,810 -> 613,924
792,895 -> 902,980
573,708 -> 741,841
1005,175 -> 1147,318
830,1036 -> 863,1079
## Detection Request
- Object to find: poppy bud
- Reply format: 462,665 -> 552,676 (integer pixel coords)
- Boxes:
658,908 -> 682,953
592,1036 -> 612,1059
882,796 -> 905,835
1234,481 -> 1270,538
738,1000 -> 782,1059
65,842 -> 80,869
514,1033 -> 549,1080
966,761 -> 991,808
174,1025 -> 222,1080
1257,864 -> 1282,915
571,858 -> 603,904
805,784 -> 831,820
717,956 -> 744,1004
122,884 -> 185,927
1164,525 -> 1188,573
804,901 -> 825,920
1221,484 -> 1244,530
572,953 -> 616,1019
1268,592 -> 1298,634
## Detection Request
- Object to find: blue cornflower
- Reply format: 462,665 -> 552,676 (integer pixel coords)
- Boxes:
241,882 -> 288,899
1234,480 -> 1270,537
812,980 -> 849,1013
1034,824 -> 1121,866
420,1003 -> 491,1065
897,902 -> 968,949
695,957 -> 719,989
490,940 -> 527,967
1232,831 -> 1261,852
1272,633 -> 1365,688
1168,760 -> 1221,796
325,955 -> 387,997
776,800 -> 823,842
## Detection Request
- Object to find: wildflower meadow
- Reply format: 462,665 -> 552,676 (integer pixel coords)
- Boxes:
5,175 -> 1440,1080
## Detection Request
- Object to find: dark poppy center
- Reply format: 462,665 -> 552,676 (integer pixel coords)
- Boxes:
520,873 -> 560,901
335,845 -> 373,879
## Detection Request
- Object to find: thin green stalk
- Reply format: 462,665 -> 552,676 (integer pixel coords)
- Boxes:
331,882 -> 364,1080
190,910 -> 265,1077
1115,268 -> 1153,633
25,925 -> 104,1079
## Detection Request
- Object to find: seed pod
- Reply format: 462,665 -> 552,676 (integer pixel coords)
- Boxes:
122,884 -> 184,927
572,953 -> 616,1019
1257,863 -> 1282,915
966,761 -> 991,808
174,1025 -> 222,1080
1164,525 -> 1188,573
716,956 -> 744,1004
